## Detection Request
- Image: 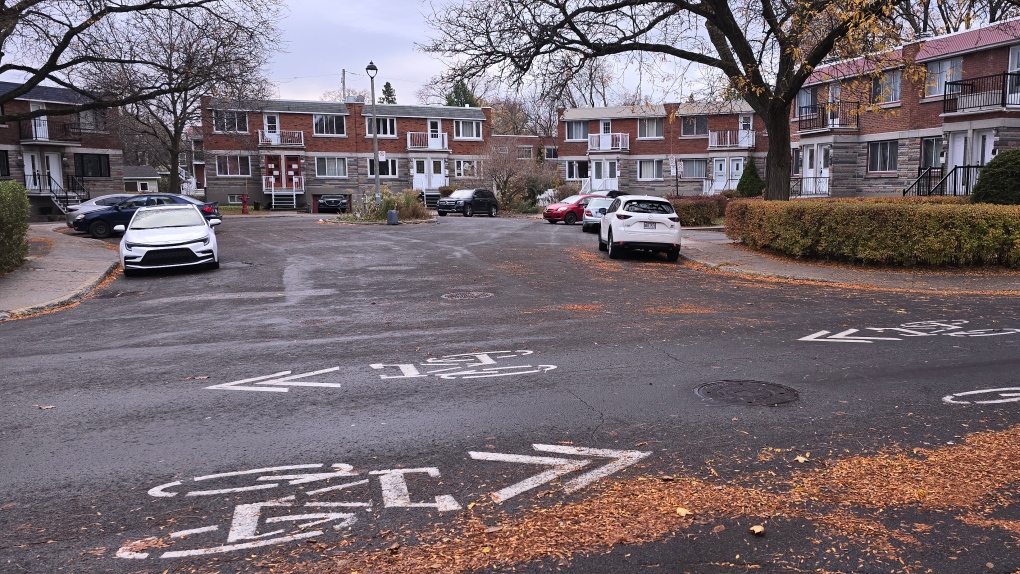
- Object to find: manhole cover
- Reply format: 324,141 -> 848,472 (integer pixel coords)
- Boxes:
441,292 -> 494,300
95,290 -> 145,299
695,380 -> 799,406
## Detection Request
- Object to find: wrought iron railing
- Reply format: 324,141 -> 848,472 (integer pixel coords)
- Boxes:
790,176 -> 831,197
902,166 -> 944,196
911,165 -> 981,196
797,101 -> 860,132
944,73 -> 1020,113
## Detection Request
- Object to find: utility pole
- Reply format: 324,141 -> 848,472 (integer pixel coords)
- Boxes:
341,69 -> 346,100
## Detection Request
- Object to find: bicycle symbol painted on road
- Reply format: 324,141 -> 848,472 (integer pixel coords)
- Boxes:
943,387 -> 1020,405
371,350 -> 557,380
801,320 -> 1020,343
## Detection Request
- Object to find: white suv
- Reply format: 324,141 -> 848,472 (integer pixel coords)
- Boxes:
597,195 -> 682,262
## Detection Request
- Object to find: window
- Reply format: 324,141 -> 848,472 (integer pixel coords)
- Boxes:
795,88 -> 818,117
213,109 -> 247,132
368,158 -> 398,177
227,194 -> 243,205
637,159 -> 664,180
74,154 -> 110,177
453,120 -> 482,139
454,160 -> 480,177
366,117 -> 396,136
871,70 -> 902,103
681,116 -> 708,136
544,146 -> 559,159
139,182 -> 149,191
926,58 -> 962,97
792,148 -> 802,175
565,121 -> 589,141
517,146 -> 533,160
623,199 -> 674,214
637,118 -> 664,138
566,160 -> 589,179
680,159 -> 707,179
922,137 -> 943,168
313,115 -> 346,136
78,109 -> 106,132
0,150 -> 8,177
868,140 -> 898,172
215,154 -> 251,176
316,157 -> 348,177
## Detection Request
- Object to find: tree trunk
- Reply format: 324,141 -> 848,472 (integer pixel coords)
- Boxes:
168,124 -> 184,196
762,106 -> 793,201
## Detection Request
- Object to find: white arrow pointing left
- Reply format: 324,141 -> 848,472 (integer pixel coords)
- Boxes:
205,367 -> 342,392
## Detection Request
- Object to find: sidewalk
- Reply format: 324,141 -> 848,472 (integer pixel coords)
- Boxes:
681,229 -> 1020,293
0,224 -> 119,320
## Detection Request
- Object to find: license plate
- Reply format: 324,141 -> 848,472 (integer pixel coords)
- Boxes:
643,222 -> 655,229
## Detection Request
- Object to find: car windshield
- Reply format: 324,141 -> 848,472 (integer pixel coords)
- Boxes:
588,198 -> 613,210
449,190 -> 475,199
623,200 -> 674,214
560,195 -> 584,204
130,208 -> 205,230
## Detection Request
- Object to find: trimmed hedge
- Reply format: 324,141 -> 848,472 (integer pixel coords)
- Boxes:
725,198 -> 1020,267
0,181 -> 29,274
670,196 -> 728,226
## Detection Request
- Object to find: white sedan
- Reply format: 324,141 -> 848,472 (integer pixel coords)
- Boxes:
597,195 -> 682,262
115,205 -> 220,277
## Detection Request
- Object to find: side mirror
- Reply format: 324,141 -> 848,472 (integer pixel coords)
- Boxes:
208,219 -> 222,227
113,224 -> 126,233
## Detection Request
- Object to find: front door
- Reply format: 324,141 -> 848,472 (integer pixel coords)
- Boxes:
972,130 -> 994,166
284,155 -> 301,189
818,145 -> 831,194
264,114 -> 280,144
30,102 -> 48,140
431,159 -> 447,188
729,158 -> 743,190
428,120 -> 443,149
25,153 -> 42,190
947,132 -> 968,192
264,155 -> 282,190
801,145 -> 816,194
44,152 -> 62,190
712,158 -> 727,192
413,159 -> 428,190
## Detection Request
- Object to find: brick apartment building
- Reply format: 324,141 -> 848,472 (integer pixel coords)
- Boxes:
556,102 -> 770,197
791,19 -> 1020,197
0,82 -> 125,219
196,96 -> 501,211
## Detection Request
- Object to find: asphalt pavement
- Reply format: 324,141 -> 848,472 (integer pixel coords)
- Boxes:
2,215 -> 1020,573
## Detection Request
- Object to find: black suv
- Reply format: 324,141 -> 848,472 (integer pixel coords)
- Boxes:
317,194 -> 348,213
436,188 -> 498,217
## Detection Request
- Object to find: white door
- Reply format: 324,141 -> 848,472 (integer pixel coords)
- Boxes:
802,145 -> 816,193
818,146 -> 831,194
431,159 -> 447,188
264,114 -> 280,144
828,82 -> 841,127
729,158 -> 743,189
947,132 -> 968,191
25,153 -> 42,190
712,158 -> 727,192
1009,46 -> 1020,105
44,152 -> 62,189
973,130 -> 994,166
598,120 -> 612,150
428,120 -> 443,149
30,102 -> 48,140
413,159 -> 428,190
738,115 -> 753,147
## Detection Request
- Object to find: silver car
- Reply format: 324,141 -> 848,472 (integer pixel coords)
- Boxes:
581,197 -> 614,232
65,194 -> 134,227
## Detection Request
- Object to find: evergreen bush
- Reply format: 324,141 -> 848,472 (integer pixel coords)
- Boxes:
971,148 -> 1020,204
0,181 -> 30,275
735,157 -> 765,197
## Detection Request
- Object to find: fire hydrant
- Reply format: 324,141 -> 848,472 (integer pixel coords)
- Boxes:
241,194 -> 249,215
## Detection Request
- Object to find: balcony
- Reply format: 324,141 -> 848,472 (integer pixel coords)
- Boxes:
18,118 -> 83,144
708,129 -> 756,149
944,73 -> 1020,113
797,101 -> 859,132
407,131 -> 448,151
263,174 -> 305,192
257,129 -> 304,147
588,133 -> 630,152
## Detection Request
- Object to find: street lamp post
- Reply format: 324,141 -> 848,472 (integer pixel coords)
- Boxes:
366,61 -> 381,205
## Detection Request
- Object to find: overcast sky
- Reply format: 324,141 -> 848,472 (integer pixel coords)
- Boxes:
268,0 -> 446,104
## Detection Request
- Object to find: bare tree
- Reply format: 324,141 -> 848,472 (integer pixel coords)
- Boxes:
0,0 -> 275,124
424,0 -> 910,200
322,87 -> 370,102
485,136 -> 557,205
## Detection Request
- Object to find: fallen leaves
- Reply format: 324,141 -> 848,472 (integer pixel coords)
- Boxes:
749,525 -> 765,536
676,507 -> 692,517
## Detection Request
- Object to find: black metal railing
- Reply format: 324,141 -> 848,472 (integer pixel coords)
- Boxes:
797,101 -> 860,132
18,118 -> 83,141
914,165 -> 981,196
944,72 -> 1020,113
790,176 -> 831,198
902,166 -> 944,196
65,174 -> 91,201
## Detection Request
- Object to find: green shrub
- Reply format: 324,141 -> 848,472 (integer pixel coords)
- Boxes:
670,196 -> 728,226
971,149 -> 1020,204
0,181 -> 29,274
725,199 -> 1020,267
735,157 -> 765,197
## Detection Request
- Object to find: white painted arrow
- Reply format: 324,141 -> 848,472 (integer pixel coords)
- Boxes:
798,329 -> 903,343
531,444 -> 652,493
205,367 -> 342,392
468,451 -> 589,503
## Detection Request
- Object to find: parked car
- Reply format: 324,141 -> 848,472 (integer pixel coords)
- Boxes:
317,194 -> 348,213
116,205 -> 220,277
598,195 -> 682,262
65,194 -> 134,227
543,194 -> 601,225
436,188 -> 498,217
73,194 -> 220,238
581,197 -> 615,233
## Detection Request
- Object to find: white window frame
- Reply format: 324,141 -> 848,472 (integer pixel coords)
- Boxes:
637,117 -> 664,139
367,158 -> 398,177
564,121 -> 589,141
215,154 -> 251,177
680,116 -> 708,137
315,157 -> 348,178
871,69 -> 902,104
566,160 -> 588,180
365,117 -> 397,137
637,159 -> 665,180
544,146 -> 559,159
138,182 -> 149,191
454,159 -> 481,177
868,140 -> 899,173
213,110 -> 248,133
313,114 -> 347,136
926,58 -> 962,97
453,120 -> 483,140
795,88 -> 818,117
517,146 -> 533,160
680,159 -> 708,179
227,194 -> 243,205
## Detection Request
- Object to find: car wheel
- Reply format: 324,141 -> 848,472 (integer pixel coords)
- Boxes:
123,267 -> 139,278
489,205 -> 498,217
665,248 -> 680,262
581,224 -> 590,233
564,212 -> 577,225
438,211 -> 447,216
598,233 -> 608,251
607,231 -> 621,259
89,220 -> 111,239
464,205 -> 473,217
547,219 -> 557,224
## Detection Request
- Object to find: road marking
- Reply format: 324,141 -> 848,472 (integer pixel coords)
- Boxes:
205,367 -> 341,392
800,320 -> 1020,344
306,478 -> 369,495
170,525 -> 219,538
194,464 -> 324,481
372,350 -> 556,381
943,387 -> 1020,405
799,329 -> 904,343
532,444 -> 653,494
369,468 -> 461,511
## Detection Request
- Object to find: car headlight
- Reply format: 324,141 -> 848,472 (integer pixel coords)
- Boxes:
556,206 -> 568,212
124,243 -> 135,251
201,235 -> 210,245
75,214 -> 85,221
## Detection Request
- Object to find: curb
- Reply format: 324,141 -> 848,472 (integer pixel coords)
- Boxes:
0,260 -> 120,321
679,252 -> 842,285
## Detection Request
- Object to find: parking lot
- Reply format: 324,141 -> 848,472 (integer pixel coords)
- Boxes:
3,215 -> 1020,573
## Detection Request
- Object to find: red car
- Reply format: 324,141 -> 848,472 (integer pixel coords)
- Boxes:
543,194 -> 602,225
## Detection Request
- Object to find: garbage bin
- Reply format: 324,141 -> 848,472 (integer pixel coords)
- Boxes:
387,209 -> 399,225
253,201 -> 261,211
